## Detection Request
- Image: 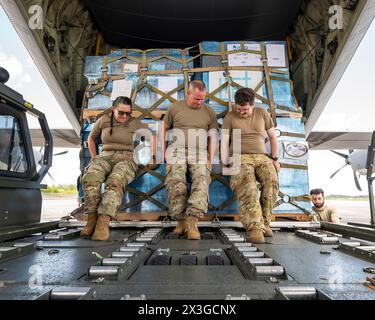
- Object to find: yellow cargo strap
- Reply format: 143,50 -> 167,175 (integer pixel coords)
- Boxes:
280,163 -> 308,170
101,56 -> 109,81
260,43 -> 277,127
265,130 -> 305,141
181,49 -> 190,97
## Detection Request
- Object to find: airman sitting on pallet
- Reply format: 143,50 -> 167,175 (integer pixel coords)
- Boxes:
221,88 -> 280,244
81,96 -> 155,241
163,80 -> 218,240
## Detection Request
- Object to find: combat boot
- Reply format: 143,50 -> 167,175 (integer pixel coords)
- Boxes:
80,214 -> 98,237
92,215 -> 111,241
247,229 -> 265,244
172,220 -> 187,235
186,216 -> 201,240
264,225 -> 273,237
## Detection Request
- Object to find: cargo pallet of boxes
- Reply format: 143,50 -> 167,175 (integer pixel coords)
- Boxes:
78,41 -> 312,222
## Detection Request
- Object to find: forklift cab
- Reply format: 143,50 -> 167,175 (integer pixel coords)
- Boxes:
0,67 -> 53,229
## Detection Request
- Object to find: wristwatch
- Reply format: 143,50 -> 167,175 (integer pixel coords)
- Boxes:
269,156 -> 278,161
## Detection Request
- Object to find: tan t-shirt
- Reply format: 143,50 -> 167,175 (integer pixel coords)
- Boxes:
89,113 -> 148,151
164,100 -> 218,150
222,107 -> 274,154
312,206 -> 340,223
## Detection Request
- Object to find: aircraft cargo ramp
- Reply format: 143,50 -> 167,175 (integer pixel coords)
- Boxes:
1,222 -> 375,300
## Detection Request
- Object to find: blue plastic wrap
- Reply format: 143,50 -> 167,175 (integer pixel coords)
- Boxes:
84,49 -> 193,80
134,75 -> 186,110
202,70 -> 296,113
274,117 -> 311,213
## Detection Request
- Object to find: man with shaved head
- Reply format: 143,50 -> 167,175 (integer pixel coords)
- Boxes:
163,80 -> 218,239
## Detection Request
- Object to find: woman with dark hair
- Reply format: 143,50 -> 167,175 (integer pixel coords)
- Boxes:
81,96 -> 153,241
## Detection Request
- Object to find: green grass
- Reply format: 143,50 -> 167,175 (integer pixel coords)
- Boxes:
42,184 -> 77,195
326,194 -> 369,201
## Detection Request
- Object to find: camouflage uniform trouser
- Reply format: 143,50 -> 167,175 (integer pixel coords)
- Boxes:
230,154 -> 279,231
82,151 -> 137,218
165,153 -> 211,220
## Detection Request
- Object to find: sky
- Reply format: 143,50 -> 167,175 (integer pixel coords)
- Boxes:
313,17 -> 375,132
0,5 -> 374,195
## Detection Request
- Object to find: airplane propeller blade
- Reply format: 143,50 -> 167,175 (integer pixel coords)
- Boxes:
53,150 -> 68,156
330,163 -> 349,179
353,171 -> 362,191
330,150 -> 349,160
47,172 -> 54,180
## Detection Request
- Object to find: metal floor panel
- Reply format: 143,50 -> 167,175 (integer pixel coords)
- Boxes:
154,239 -> 230,251
315,284 -> 375,300
1,227 -> 375,300
130,266 -> 246,283
0,249 -> 99,284
256,233 -> 375,286
0,240 -> 124,285
36,238 -> 126,248
80,282 -> 288,300
0,285 -> 56,300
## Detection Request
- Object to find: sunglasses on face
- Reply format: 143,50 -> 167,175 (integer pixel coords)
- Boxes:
116,109 -> 132,117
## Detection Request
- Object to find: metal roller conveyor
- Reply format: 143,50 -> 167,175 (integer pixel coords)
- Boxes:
341,242 -> 361,247
338,242 -> 375,262
144,230 -> 161,234
225,234 -> 239,238
296,230 -> 310,234
138,233 -> 158,238
112,251 -> 135,258
126,243 -> 146,248
119,247 -> 140,252
243,252 -> 265,258
43,229 -> 81,240
358,246 -> 375,251
234,243 -> 253,247
255,266 -> 285,276
321,237 -> 339,243
43,234 -> 61,240
142,234 -> 159,238
296,230 -> 339,244
101,258 -> 128,266
0,243 -> 36,260
50,287 -> 91,300
136,237 -> 153,242
88,266 -> 120,278
237,247 -> 258,252
13,242 -> 33,247
0,247 -> 15,252
248,258 -> 274,266
227,236 -> 245,242
226,235 -> 241,239
277,286 -> 317,300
